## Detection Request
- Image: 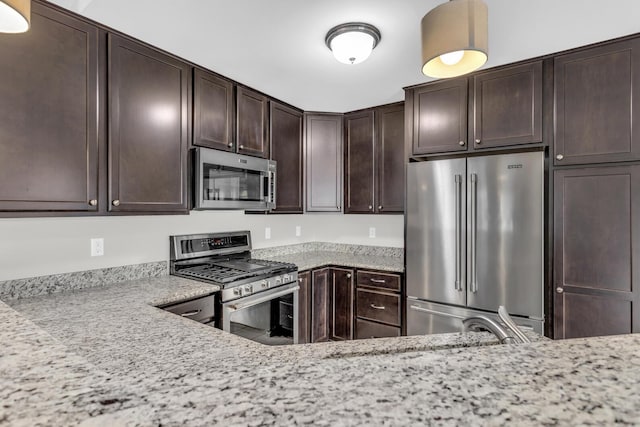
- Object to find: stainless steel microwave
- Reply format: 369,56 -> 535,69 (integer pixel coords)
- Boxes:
193,148 -> 276,210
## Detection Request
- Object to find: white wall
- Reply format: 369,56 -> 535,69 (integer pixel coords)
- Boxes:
0,212 -> 403,281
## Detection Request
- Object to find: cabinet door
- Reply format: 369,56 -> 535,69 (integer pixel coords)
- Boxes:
472,61 -> 542,149
297,271 -> 311,344
305,114 -> 343,212
331,268 -> 354,341
311,268 -> 331,343
236,86 -> 268,158
376,103 -> 405,213
0,3 -> 99,212
344,110 -> 375,213
412,78 -> 468,155
193,68 -> 234,151
554,39 -> 640,165
554,166 -> 640,338
270,102 -> 303,213
108,34 -> 189,212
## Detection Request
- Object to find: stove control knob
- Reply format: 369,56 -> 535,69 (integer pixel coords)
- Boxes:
260,280 -> 268,289
283,274 -> 290,282
275,276 -> 282,285
244,285 -> 253,295
233,288 -> 241,296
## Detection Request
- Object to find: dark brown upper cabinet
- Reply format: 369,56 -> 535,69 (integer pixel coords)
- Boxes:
344,110 -> 376,213
193,68 -> 234,151
554,165 -> 640,339
108,34 -> 189,213
376,103 -> 405,213
554,39 -> 640,166
471,61 -> 542,149
236,86 -> 269,158
344,103 -> 405,214
412,77 -> 468,155
305,113 -> 343,212
270,101 -> 303,213
0,3 -> 100,212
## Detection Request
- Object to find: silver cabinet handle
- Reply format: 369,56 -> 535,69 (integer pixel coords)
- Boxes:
368,205 -> 372,210
180,309 -> 201,317
556,287 -> 564,294
470,173 -> 478,294
287,314 -> 293,319
459,141 -> 465,146
409,305 -> 465,320
370,278 -> 386,284
89,199 -> 97,206
227,142 -> 233,148
346,273 -> 352,279
370,304 -> 386,310
239,144 -> 244,149
556,154 -> 564,160
112,200 -> 120,207
378,205 -> 383,210
475,139 -> 481,144
298,278 -> 303,283
454,174 -> 462,292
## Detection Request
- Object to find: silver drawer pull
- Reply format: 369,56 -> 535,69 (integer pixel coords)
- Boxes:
180,309 -> 201,317
287,314 -> 293,319
370,278 -> 386,284
370,304 -> 386,310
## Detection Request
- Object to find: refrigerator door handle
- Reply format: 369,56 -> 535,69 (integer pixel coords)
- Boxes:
454,174 -> 462,292
470,173 -> 478,293
409,304 -> 466,320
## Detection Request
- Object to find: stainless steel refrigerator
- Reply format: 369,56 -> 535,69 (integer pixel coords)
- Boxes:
406,151 -> 544,335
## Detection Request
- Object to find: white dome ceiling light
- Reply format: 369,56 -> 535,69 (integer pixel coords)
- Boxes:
325,22 -> 381,65
0,0 -> 30,33
421,0 -> 488,78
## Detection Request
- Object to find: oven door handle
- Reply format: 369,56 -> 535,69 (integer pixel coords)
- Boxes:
225,284 -> 300,311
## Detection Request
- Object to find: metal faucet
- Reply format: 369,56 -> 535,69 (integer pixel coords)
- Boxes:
462,306 -> 531,344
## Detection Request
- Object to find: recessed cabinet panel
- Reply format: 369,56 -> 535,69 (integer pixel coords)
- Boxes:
270,102 -> 303,213
331,268 -> 354,341
305,114 -> 343,212
297,271 -> 311,344
344,111 -> 375,213
237,86 -> 269,158
193,69 -> 234,151
472,61 -> 542,148
412,78 -> 467,155
554,39 -> 640,165
108,34 -> 189,212
554,165 -> 640,338
0,3 -> 99,211
311,268 -> 331,343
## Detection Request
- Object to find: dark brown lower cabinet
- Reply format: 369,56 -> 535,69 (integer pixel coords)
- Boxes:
331,268 -> 355,341
554,165 -> 640,339
355,270 -> 403,339
297,271 -> 311,344
356,319 -> 401,339
311,268 -> 331,343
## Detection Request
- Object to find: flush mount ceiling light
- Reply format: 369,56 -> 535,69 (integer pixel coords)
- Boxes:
0,0 -> 30,33
421,0 -> 488,78
325,22 -> 381,65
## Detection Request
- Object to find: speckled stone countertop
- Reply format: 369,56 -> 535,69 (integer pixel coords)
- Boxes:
4,275 -> 640,425
253,242 -> 404,272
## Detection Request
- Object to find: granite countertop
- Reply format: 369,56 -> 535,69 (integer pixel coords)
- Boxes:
3,275 -> 640,425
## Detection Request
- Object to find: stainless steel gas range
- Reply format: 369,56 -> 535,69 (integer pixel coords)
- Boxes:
169,231 -> 299,345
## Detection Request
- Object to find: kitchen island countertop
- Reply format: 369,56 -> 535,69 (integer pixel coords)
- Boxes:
3,275 -> 640,426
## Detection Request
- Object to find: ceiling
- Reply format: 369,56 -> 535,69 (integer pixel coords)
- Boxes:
47,0 -> 640,113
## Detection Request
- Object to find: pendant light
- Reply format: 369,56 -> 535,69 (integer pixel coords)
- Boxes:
0,0 -> 30,33
325,23 -> 381,65
421,0 -> 488,78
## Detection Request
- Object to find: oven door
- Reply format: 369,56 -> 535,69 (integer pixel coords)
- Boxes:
194,147 -> 276,210
222,282 -> 299,345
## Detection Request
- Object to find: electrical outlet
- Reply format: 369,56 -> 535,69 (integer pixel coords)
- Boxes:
369,227 -> 376,238
265,227 -> 271,240
295,225 -> 301,237
91,238 -> 104,257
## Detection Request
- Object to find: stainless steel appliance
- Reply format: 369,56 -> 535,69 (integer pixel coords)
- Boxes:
170,231 -> 299,345
193,148 -> 276,210
406,151 -> 544,335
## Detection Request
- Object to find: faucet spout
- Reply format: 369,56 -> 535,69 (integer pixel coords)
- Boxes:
462,315 -> 516,344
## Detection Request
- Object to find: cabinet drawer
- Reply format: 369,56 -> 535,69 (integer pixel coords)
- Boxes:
162,295 -> 216,324
356,289 -> 400,326
356,318 -> 401,339
356,271 -> 401,292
